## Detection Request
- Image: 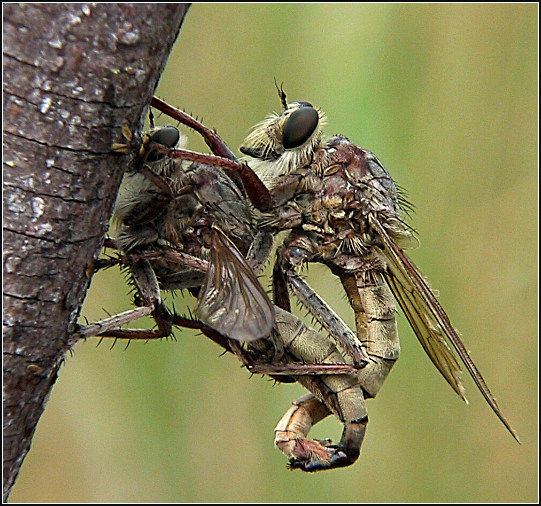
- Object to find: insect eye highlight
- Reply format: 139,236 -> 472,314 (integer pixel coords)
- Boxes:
282,105 -> 319,150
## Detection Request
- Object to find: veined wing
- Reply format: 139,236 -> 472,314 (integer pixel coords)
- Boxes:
195,226 -> 275,342
369,215 -> 519,442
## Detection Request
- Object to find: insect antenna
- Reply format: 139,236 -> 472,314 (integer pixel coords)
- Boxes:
274,77 -> 288,109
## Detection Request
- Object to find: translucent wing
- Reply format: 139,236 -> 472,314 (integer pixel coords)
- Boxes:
195,226 -> 275,342
369,215 -> 519,442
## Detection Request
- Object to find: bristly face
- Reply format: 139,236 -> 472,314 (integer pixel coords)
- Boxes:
239,99 -> 327,187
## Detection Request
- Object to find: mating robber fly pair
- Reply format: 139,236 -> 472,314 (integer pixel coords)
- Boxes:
82,87 -> 519,471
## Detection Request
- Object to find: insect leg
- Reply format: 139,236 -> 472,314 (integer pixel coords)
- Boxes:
274,244 -> 369,367
150,96 -> 272,211
151,96 -> 236,160
85,258 -> 174,341
87,231 -> 352,375
77,306 -> 156,340
272,247 -> 292,312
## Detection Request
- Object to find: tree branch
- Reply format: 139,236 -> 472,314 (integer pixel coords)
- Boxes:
2,3 -> 190,500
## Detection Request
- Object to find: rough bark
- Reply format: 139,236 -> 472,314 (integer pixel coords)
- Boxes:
2,3 -> 190,500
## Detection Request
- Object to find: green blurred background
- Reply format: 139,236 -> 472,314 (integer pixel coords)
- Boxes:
10,3 -> 537,503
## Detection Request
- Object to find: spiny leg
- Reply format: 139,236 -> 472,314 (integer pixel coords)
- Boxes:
84,258 -> 174,341
150,96 -> 272,211
273,244 -> 369,367
77,306 -> 155,340
151,96 -> 236,160
86,239 -> 354,376
79,304 -> 353,377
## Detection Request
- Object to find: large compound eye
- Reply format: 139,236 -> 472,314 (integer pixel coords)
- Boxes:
150,126 -> 180,148
282,105 -> 319,149
147,126 -> 180,162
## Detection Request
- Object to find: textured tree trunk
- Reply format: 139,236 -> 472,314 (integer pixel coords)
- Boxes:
2,3 -> 190,500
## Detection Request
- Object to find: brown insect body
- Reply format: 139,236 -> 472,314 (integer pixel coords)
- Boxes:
115,155 -> 258,290
239,92 -> 519,469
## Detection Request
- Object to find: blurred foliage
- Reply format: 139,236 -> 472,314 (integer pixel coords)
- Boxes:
10,3 -> 537,503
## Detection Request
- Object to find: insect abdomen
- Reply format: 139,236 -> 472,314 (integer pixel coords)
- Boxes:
339,270 -> 400,398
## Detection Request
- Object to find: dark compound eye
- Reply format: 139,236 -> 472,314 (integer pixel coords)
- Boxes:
147,126 -> 180,162
150,126 -> 180,148
282,105 -> 319,150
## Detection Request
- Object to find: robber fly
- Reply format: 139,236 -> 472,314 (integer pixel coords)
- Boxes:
111,123 -> 275,343
236,86 -> 520,468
